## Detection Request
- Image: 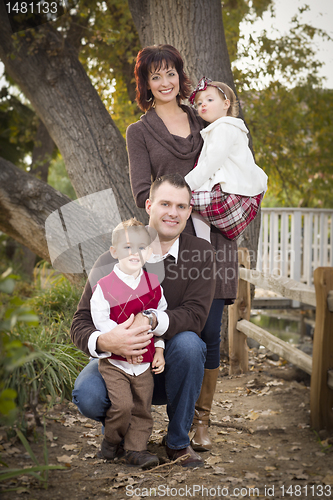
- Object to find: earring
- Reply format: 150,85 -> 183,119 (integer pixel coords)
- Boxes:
146,90 -> 153,102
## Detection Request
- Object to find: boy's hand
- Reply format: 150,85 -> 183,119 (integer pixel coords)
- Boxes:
152,347 -> 165,374
126,354 -> 144,364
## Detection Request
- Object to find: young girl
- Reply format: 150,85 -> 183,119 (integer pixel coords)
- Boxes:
185,77 -> 268,241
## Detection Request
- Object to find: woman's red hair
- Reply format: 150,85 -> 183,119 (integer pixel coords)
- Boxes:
134,44 -> 192,112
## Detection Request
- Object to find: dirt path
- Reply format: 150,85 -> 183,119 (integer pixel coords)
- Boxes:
1,351 -> 333,499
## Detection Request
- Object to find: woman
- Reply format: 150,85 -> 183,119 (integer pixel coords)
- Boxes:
126,44 -> 238,451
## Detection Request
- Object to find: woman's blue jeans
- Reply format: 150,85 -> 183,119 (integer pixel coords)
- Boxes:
201,298 -> 225,369
72,330 -> 206,450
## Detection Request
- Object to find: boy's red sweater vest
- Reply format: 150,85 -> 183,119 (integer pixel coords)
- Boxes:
94,270 -> 162,363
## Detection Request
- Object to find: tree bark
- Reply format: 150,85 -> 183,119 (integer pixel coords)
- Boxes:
0,156 -> 70,262
31,120 -> 55,183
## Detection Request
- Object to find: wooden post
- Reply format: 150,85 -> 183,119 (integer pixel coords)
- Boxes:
310,267 -> 333,430
229,248 -> 250,375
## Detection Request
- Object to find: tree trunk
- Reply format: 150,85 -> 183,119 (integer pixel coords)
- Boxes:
0,4 -> 143,223
0,156 -> 69,262
129,0 -> 234,87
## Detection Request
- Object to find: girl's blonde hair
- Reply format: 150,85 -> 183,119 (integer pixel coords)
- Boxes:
195,81 -> 239,118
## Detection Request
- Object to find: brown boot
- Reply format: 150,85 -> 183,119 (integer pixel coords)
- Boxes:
191,367 -> 219,451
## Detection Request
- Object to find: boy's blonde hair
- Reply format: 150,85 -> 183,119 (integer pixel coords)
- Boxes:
195,81 -> 239,118
112,218 -> 150,247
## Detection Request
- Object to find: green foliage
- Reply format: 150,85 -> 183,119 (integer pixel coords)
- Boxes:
241,84 -> 333,207
0,270 -> 39,425
0,269 -> 87,429
232,4 -> 333,207
0,83 -> 37,168
222,0 -> 273,63
47,155 -> 77,200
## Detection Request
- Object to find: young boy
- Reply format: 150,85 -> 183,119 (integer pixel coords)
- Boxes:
90,218 -> 166,469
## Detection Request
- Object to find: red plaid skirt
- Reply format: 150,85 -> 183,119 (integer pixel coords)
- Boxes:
191,184 -> 264,240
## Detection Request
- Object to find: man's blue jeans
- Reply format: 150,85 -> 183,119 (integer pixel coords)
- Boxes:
72,331 -> 206,450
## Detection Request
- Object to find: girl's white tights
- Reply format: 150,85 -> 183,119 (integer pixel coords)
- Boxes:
191,211 -> 211,242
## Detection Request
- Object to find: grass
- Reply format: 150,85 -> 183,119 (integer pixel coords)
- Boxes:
0,419 -> 66,491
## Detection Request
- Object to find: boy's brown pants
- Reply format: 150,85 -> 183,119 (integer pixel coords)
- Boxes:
98,359 -> 154,451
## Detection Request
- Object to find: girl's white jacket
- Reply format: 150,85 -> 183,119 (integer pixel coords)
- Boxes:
185,116 -> 268,197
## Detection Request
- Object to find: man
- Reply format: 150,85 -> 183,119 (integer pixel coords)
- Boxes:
71,174 -> 216,467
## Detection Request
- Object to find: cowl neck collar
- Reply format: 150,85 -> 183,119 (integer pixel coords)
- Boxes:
140,105 -> 203,160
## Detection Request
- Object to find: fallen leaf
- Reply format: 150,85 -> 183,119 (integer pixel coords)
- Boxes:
84,453 -> 96,459
212,466 -> 226,475
323,474 -> 333,485
215,437 -> 227,444
45,431 -> 54,441
57,454 -> 76,463
246,411 -> 259,421
261,409 -> 279,416
62,444 -> 78,451
266,380 -> 283,387
81,432 -> 97,438
225,477 -> 242,483
13,487 -> 30,494
77,416 -> 88,423
87,440 -> 100,448
6,447 -> 21,455
258,387 -> 271,396
254,455 -> 266,459
205,456 -> 222,465
63,416 -> 78,427
290,472 -> 309,480
265,466 -> 277,471
278,456 -> 290,461
244,472 -> 259,480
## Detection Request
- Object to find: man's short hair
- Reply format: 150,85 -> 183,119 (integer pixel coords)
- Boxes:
112,218 -> 150,247
149,173 -> 192,204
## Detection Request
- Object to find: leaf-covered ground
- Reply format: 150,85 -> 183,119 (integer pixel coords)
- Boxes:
1,350 -> 333,500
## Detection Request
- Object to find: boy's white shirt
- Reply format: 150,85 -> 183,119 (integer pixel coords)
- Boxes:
185,116 -> 268,196
89,263 -> 167,376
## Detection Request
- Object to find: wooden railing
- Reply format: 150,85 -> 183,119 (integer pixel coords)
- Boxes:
229,248 -> 333,430
257,208 -> 333,286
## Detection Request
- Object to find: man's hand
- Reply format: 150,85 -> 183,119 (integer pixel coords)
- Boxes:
125,312 -> 157,363
96,314 -> 152,358
132,311 -> 158,330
